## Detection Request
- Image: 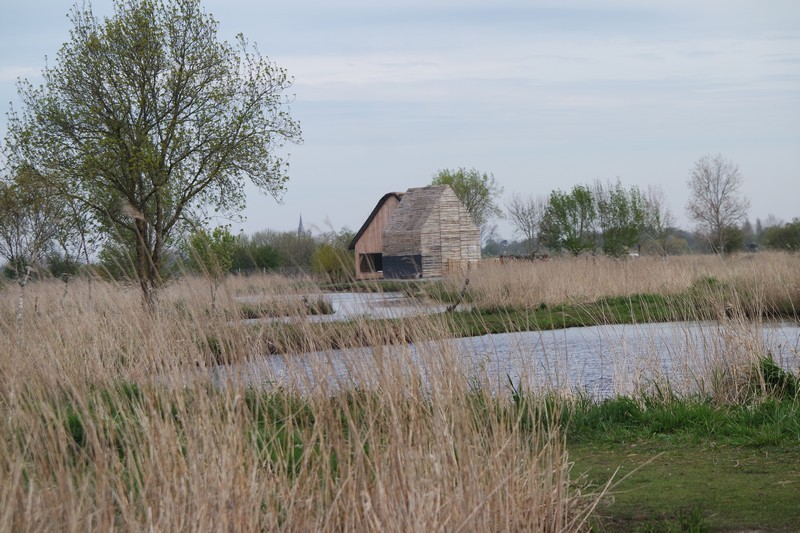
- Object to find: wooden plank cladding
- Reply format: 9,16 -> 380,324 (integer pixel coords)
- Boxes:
348,192 -> 404,280
351,185 -> 479,280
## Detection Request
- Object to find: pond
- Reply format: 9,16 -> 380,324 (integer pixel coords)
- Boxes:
210,319 -> 800,399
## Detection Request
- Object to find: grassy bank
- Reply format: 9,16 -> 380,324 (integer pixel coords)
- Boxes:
574,439 -> 800,531
498,355 -> 800,531
27,381 -> 800,531
566,391 -> 800,531
322,252 -> 800,318
456,252 -> 800,313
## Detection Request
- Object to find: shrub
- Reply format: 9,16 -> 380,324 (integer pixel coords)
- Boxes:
312,243 -> 353,283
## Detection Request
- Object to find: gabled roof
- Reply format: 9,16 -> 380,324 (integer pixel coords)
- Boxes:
383,185 -> 450,235
347,192 -> 404,250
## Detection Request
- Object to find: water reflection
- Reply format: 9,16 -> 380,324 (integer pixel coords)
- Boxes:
212,320 -> 800,399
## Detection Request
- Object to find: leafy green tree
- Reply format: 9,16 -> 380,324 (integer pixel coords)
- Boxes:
742,219 -> 755,245
595,180 -> 647,257
431,167 -> 503,233
187,226 -> 236,277
541,185 -> 596,255
481,237 -> 530,257
96,240 -> 137,281
261,230 -> 317,270
318,226 -> 355,251
755,218 -> 764,240
481,238 -> 503,257
97,233 -> 182,281
45,252 -> 82,279
719,226 -> 745,254
312,243 -> 352,284
762,219 -> 800,251
7,0 -> 301,308
187,226 -> 236,310
0,165 -> 70,277
312,226 -> 354,283
230,234 -> 281,273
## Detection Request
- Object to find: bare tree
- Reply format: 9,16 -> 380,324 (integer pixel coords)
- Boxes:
505,193 -> 548,255
481,223 -> 499,250
762,213 -> 783,229
686,154 -> 750,254
643,185 -> 675,257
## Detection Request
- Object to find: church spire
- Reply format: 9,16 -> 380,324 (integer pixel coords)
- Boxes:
298,214 -> 305,236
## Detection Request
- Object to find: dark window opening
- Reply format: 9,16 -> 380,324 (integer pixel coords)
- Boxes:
383,255 -> 423,279
359,253 -> 383,273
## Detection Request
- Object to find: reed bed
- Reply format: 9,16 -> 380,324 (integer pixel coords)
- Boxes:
0,277 -> 597,532
1,253 -> 797,531
459,252 -> 800,312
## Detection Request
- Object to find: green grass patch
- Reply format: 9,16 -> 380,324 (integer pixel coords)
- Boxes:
559,389 -> 800,531
573,442 -> 800,532
448,293 -> 680,337
561,395 -> 800,448
498,361 -> 800,531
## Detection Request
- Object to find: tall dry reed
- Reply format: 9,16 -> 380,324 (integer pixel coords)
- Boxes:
457,252 -> 800,311
0,276 -> 596,531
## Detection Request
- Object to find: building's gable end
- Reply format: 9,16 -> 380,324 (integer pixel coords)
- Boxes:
383,186 -> 448,278
348,192 -> 404,251
350,192 -> 404,280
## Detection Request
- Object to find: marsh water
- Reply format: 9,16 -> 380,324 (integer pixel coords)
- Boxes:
219,291 -> 800,398
236,291 -> 453,323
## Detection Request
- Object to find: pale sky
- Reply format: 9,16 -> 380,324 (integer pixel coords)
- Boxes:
2,0 -> 798,239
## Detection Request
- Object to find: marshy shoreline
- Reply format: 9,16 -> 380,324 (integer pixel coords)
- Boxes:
1,251 -> 798,531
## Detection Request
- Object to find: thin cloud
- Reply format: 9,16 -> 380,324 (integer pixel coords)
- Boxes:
285,36 -> 800,105
0,66 -> 40,84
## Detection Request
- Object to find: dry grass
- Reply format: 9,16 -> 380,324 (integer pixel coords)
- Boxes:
1,252 -> 797,531
0,276 -> 597,532
459,251 -> 800,311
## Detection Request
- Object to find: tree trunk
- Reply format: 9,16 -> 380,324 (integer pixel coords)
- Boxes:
15,266 -> 34,339
135,219 -> 159,313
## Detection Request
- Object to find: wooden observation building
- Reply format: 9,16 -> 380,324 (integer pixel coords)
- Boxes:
349,185 -> 480,280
